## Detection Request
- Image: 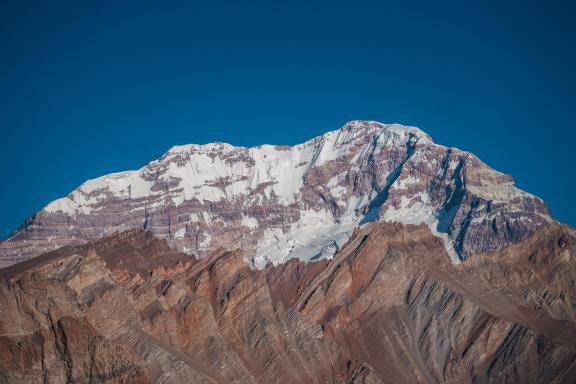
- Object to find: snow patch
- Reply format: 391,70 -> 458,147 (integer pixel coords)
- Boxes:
174,227 -> 186,239
252,208 -> 358,269
241,215 -> 258,229
379,193 -> 460,263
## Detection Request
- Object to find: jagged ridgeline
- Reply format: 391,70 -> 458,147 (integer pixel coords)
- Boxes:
0,121 -> 550,268
1,121 -> 574,383
0,221 -> 575,382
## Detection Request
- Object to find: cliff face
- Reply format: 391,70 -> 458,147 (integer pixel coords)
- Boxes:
0,121 -> 550,268
1,221 -> 574,383
1,120 -> 570,383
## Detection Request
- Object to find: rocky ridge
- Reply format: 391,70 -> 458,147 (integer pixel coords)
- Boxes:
0,121 -> 551,268
0,221 -> 575,383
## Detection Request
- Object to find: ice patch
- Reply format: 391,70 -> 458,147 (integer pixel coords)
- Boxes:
330,185 -> 347,199
198,233 -> 212,251
252,208 -> 358,269
241,215 -> 258,229
174,227 -> 186,239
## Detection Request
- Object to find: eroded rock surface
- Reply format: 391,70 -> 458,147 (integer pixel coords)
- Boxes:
0,121 -> 550,268
1,222 -> 574,383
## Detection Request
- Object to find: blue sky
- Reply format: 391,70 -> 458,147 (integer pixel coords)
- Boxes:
1,0 -> 575,238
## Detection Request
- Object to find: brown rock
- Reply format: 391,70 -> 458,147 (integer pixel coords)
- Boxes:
0,121 -> 551,267
0,220 -> 574,383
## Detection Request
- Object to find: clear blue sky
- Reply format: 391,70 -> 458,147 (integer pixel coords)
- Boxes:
1,0 -> 575,239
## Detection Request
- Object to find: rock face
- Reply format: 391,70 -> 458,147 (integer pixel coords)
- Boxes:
0,121 -> 550,268
0,222 -> 575,383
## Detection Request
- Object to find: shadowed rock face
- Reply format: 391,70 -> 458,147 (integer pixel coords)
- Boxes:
1,222 -> 574,383
0,121 -> 550,268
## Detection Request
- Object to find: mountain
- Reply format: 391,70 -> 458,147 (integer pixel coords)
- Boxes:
1,221 -> 575,383
1,120 -> 574,383
0,121 -> 551,268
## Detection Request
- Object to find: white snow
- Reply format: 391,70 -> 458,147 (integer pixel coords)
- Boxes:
38,120 -> 540,268
43,121 -> 433,216
174,227 -> 187,239
330,185 -> 348,199
44,197 -> 81,215
198,233 -> 212,251
241,215 -> 258,229
252,208 -> 358,268
379,193 -> 460,263
396,175 -> 419,189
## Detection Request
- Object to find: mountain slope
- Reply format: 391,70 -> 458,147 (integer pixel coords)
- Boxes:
1,221 -> 574,383
0,121 -> 551,268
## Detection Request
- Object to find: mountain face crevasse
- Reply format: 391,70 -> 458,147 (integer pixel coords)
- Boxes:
0,121 -> 551,268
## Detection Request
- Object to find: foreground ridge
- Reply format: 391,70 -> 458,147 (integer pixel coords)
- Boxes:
0,222 -> 574,383
0,120 -> 551,267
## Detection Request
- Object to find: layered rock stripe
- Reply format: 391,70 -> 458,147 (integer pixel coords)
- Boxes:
0,121 -> 551,268
0,222 -> 574,383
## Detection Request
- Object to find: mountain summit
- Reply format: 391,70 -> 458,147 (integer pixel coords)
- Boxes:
0,121 -> 550,268
1,121 -> 575,383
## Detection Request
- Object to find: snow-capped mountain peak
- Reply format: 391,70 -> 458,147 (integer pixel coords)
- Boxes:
0,121 -> 550,268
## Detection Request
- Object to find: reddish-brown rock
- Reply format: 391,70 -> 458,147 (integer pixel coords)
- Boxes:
0,121 -> 551,268
0,221 -> 574,383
